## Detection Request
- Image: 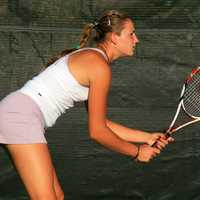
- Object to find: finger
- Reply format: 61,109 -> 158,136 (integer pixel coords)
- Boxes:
154,142 -> 166,150
152,152 -> 158,158
167,137 -> 174,142
159,133 -> 166,138
153,148 -> 161,154
159,138 -> 169,145
155,143 -> 164,150
156,140 -> 167,148
154,133 -> 165,139
153,141 -> 163,149
152,152 -> 157,157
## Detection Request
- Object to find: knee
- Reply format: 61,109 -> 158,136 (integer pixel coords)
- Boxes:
56,190 -> 65,200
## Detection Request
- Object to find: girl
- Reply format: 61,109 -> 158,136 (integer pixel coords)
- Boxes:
0,10 -> 172,200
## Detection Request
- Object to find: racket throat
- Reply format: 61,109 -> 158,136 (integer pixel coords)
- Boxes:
167,101 -> 200,135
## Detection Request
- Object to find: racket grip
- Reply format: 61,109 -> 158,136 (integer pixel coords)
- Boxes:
164,132 -> 171,139
151,140 -> 158,147
151,131 -> 171,147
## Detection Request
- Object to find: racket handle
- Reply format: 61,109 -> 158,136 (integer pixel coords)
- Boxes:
164,132 -> 171,139
151,131 -> 171,147
151,140 -> 158,147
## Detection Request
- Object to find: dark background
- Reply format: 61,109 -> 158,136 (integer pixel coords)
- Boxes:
0,0 -> 200,199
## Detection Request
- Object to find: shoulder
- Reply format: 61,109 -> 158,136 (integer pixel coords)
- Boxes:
85,50 -> 111,82
71,49 -> 111,81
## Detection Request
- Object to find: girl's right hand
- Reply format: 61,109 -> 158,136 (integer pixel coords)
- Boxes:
136,144 -> 160,162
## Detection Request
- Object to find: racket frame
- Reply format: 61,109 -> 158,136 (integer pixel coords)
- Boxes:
151,67 -> 200,147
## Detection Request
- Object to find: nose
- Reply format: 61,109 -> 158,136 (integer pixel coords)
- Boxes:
133,33 -> 139,43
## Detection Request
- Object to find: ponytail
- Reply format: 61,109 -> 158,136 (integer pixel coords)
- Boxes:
45,23 -> 95,68
45,48 -> 77,67
79,23 -> 94,48
45,10 -> 130,68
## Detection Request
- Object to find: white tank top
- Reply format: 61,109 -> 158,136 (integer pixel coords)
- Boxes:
19,48 -> 108,127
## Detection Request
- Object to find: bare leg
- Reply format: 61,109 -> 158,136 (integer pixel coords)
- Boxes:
53,168 -> 64,200
6,143 -> 60,200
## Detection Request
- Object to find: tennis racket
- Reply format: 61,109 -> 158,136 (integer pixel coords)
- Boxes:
152,66 -> 200,147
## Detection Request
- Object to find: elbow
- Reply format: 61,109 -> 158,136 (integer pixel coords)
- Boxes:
89,130 -> 101,141
89,127 -> 106,142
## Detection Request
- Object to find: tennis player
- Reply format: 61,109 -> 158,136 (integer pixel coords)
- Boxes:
0,10 -> 173,200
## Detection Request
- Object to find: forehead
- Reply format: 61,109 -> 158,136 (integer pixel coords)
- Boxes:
122,19 -> 135,32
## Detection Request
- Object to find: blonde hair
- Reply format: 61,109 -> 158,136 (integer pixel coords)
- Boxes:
46,10 -> 131,67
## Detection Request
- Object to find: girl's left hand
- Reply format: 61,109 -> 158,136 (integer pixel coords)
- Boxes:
146,133 -> 174,150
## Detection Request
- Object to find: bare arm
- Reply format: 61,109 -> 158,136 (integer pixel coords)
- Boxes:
85,101 -> 151,143
106,119 -> 151,143
105,120 -> 174,147
87,60 -> 137,157
86,54 -> 159,161
84,102 -> 151,143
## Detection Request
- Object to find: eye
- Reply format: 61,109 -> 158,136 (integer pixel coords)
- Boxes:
130,31 -> 135,36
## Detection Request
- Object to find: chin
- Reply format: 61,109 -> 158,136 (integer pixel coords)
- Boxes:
120,49 -> 134,57
131,48 -> 136,56
122,52 -> 133,57
127,50 -> 134,56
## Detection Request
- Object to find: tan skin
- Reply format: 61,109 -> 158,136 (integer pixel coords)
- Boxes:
68,18 -> 173,158
6,19 -> 173,200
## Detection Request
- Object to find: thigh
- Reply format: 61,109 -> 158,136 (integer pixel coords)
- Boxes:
6,143 -> 57,199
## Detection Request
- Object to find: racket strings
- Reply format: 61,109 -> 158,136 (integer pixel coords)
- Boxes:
170,105 -> 193,130
183,72 -> 200,117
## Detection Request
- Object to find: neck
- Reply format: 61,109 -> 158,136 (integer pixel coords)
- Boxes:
97,42 -> 120,63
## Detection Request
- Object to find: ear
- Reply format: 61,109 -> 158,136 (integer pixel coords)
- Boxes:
110,32 -> 119,45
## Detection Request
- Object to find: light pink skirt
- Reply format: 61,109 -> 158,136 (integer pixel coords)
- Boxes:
0,91 -> 46,144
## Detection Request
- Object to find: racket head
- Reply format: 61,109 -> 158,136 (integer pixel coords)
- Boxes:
165,66 -> 200,135
151,66 -> 200,147
183,66 -> 200,118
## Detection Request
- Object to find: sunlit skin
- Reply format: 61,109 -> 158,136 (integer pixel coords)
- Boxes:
110,19 -> 139,57
97,19 -> 139,62
5,16 -> 173,200
67,18 -> 174,163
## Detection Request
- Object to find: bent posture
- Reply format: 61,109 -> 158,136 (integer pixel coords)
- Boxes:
0,10 -> 172,200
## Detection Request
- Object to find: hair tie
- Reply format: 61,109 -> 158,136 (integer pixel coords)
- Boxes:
92,20 -> 99,28
107,17 -> 111,26
74,44 -> 80,49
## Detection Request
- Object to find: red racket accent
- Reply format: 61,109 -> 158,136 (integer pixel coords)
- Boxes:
151,65 -> 200,147
186,66 -> 200,84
